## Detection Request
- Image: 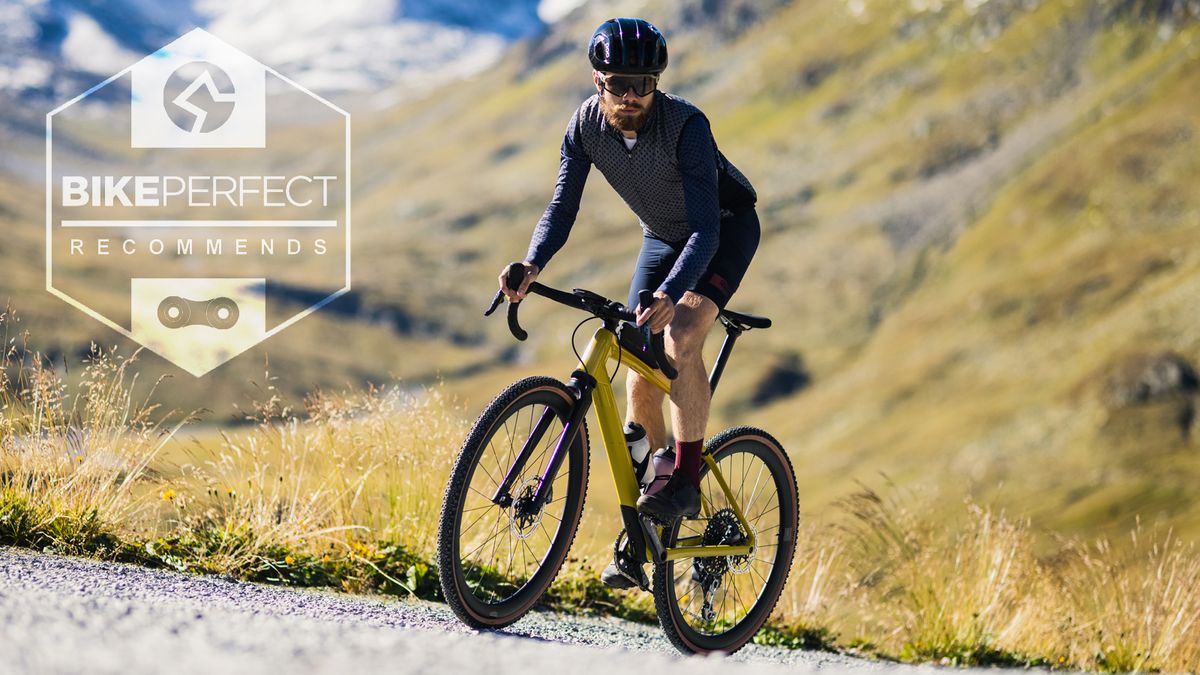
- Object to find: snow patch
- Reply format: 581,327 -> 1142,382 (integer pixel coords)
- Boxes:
538,0 -> 589,23
0,0 -> 544,99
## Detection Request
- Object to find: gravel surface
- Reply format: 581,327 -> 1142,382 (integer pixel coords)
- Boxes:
0,547 -> 934,675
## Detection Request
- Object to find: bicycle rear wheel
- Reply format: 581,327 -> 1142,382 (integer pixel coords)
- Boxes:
652,426 -> 798,654
437,376 -> 589,628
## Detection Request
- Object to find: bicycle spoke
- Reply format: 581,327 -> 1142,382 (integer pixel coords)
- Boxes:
521,537 -> 541,571
462,511 -> 506,562
477,437 -> 506,482
485,509 -> 506,564
749,504 -> 779,525
741,462 -> 766,521
506,414 -> 518,461
673,565 -> 690,586
498,405 -> 526,481
460,505 -> 497,537
721,576 -> 734,623
468,486 -> 497,503
504,525 -> 518,575
748,562 -> 770,590
735,451 -> 748,507
492,408 -> 518,485
682,577 -> 702,616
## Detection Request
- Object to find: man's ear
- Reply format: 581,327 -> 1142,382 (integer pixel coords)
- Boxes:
592,70 -> 603,93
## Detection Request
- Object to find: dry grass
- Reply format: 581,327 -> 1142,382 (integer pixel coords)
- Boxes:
1056,527 -> 1200,671
0,306 -> 183,551
3,308 -> 1199,670
156,375 -> 467,576
778,485 -> 1200,670
0,304 -> 465,579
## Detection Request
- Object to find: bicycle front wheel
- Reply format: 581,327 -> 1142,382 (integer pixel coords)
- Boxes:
652,426 -> 798,654
437,376 -> 589,629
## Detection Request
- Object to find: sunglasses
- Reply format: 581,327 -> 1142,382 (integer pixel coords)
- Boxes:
598,73 -> 658,97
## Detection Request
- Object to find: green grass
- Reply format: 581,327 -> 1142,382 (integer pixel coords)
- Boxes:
0,489 -> 138,560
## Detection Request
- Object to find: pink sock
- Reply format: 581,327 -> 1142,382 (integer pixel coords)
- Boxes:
675,439 -> 703,489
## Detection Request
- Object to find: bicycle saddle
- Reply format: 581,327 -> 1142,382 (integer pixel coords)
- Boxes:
720,308 -> 771,331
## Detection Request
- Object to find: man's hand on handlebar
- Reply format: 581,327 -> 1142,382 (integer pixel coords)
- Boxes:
499,261 -> 540,302
636,291 -> 674,334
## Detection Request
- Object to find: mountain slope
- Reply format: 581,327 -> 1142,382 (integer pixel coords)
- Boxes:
0,0 -> 1197,540
343,0 -> 1200,539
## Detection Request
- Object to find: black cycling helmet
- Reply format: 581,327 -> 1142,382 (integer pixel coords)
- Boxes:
588,18 -> 668,75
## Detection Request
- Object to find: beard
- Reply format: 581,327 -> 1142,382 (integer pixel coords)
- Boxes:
600,94 -> 652,132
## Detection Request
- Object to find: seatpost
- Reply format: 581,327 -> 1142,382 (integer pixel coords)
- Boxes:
708,322 -> 743,394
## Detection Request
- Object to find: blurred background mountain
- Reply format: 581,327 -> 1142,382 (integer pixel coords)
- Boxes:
0,0 -> 552,98
2,0 -> 1199,543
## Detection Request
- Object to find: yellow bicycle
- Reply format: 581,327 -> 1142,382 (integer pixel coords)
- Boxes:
437,263 -> 798,654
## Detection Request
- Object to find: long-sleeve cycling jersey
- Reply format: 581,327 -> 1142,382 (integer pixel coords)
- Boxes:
525,92 -> 756,303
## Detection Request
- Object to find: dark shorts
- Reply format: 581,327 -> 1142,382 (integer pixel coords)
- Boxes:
628,208 -> 761,311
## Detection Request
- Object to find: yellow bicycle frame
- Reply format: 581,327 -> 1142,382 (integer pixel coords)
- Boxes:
576,326 -> 755,562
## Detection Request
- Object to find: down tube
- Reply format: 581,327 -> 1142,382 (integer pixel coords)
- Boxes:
580,330 -> 642,509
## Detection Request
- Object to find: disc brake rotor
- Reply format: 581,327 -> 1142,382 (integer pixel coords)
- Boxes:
507,477 -> 549,540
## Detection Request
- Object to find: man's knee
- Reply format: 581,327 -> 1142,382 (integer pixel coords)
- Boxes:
666,294 -> 717,358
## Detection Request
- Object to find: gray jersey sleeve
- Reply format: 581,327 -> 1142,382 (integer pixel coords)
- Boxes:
658,115 -> 720,303
525,109 -> 591,271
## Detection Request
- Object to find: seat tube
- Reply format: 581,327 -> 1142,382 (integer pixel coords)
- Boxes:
708,325 -> 742,394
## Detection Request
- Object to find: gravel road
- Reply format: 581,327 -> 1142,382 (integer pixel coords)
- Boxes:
0,547 -> 934,675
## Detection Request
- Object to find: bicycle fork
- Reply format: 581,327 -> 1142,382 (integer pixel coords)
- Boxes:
489,370 -> 596,510
487,368 -> 661,565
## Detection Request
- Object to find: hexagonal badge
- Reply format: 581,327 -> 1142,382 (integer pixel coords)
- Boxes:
46,28 -> 350,376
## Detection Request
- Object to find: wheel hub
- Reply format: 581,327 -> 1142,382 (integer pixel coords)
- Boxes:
507,478 -> 549,540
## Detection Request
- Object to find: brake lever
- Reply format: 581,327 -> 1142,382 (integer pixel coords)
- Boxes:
637,290 -> 677,380
484,290 -> 504,316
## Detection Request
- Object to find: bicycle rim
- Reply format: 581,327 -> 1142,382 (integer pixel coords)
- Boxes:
438,377 -> 588,627
653,427 -> 798,653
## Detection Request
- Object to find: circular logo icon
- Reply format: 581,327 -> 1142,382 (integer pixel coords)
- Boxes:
162,61 -> 236,133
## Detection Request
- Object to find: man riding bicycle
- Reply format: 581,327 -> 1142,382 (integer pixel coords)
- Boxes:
498,17 -> 760,590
